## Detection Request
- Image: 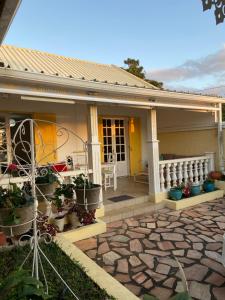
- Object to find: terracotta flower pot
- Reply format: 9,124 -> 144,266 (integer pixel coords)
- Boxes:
0,232 -> 6,246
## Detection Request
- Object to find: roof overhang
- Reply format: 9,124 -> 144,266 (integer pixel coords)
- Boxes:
0,68 -> 223,112
0,0 -> 21,44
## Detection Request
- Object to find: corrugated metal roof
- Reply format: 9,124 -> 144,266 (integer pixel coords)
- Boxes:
0,45 -> 156,89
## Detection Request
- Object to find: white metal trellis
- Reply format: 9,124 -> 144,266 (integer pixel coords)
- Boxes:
0,118 -> 101,298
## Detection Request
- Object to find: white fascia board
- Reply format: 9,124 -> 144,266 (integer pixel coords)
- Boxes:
0,68 -> 224,105
0,86 -> 220,112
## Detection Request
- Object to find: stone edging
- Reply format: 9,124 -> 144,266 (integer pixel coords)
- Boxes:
55,235 -> 139,300
164,190 -> 224,210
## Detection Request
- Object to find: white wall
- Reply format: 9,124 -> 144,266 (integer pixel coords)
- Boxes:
0,95 -> 88,162
157,108 -> 216,132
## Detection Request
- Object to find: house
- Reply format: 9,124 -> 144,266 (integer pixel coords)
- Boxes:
0,45 -> 224,219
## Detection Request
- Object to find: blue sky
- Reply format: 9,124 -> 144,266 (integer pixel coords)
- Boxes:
4,0 -> 225,92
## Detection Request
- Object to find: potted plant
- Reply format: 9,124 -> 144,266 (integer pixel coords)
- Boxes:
73,174 -> 101,211
54,183 -> 75,208
51,195 -> 65,232
190,182 -> 201,196
209,171 -> 222,180
0,183 -> 34,236
169,184 -> 184,201
67,205 -> 80,227
203,178 -> 215,192
35,167 -> 59,201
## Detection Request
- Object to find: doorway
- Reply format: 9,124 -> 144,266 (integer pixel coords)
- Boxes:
102,118 -> 129,177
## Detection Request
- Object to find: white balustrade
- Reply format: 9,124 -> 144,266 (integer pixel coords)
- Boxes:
159,154 -> 214,192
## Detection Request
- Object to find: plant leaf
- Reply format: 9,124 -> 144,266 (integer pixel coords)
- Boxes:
143,294 -> 159,300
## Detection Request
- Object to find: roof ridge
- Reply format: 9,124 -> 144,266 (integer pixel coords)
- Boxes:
112,64 -> 158,89
1,44 -> 116,68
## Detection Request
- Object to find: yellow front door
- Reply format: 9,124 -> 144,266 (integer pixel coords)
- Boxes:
33,113 -> 57,165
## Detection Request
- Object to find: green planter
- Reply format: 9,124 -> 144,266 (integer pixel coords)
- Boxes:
169,188 -> 183,200
203,181 -> 215,192
191,184 -> 201,196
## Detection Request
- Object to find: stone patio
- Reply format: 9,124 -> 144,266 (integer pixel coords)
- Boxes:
75,198 -> 225,300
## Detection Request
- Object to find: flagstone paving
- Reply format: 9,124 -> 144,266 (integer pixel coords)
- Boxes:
75,198 -> 225,300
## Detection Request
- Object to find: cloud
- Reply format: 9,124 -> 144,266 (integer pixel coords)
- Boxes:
147,47 -> 225,83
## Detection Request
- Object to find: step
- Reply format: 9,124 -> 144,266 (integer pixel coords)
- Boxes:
104,195 -> 150,213
102,201 -> 165,223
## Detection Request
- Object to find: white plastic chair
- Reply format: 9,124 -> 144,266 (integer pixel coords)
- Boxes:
102,153 -> 117,191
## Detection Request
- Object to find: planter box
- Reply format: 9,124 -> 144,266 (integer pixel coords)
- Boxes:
164,189 -> 224,210
55,236 -> 139,300
57,218 -> 106,242
215,180 -> 225,195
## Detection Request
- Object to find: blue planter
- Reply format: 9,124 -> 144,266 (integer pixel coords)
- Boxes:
191,185 -> 201,196
169,188 -> 183,200
203,182 -> 215,193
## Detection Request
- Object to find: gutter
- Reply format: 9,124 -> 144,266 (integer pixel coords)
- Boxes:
0,86 -> 220,111
0,68 -> 224,104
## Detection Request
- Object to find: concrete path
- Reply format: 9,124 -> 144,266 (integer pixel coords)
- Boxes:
75,198 -> 225,300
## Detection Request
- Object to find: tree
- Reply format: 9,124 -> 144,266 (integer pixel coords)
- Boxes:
123,58 -> 145,79
201,0 -> 225,25
123,58 -> 163,89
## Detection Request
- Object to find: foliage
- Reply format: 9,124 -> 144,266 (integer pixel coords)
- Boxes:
0,269 -> 50,300
37,215 -> 58,236
0,243 -> 115,300
73,173 -> 94,189
170,183 -> 185,192
123,58 -> 163,89
124,58 -> 145,79
36,168 -> 58,185
51,196 -> 64,212
0,183 -> 33,209
54,184 -> 74,199
143,292 -> 192,300
76,206 -> 96,225
204,178 -> 215,184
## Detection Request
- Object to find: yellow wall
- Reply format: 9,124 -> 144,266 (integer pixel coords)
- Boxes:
159,128 -> 219,168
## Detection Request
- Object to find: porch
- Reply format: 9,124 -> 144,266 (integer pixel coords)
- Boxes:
0,92 -> 222,217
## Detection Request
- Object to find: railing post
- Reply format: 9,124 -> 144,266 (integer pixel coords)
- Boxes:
205,152 -> 215,173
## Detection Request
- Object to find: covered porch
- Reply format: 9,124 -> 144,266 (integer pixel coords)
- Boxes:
0,93 -> 222,202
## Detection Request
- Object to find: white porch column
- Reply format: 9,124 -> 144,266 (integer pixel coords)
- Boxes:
147,109 -> 161,202
87,105 -> 103,208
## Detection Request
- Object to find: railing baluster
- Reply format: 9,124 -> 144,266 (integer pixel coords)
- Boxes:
160,163 -> 165,191
189,160 -> 194,182
172,162 -> 177,187
199,159 -> 204,184
194,160 -> 199,183
177,162 -> 183,184
184,161 -> 188,184
166,163 -> 171,190
204,158 -> 209,179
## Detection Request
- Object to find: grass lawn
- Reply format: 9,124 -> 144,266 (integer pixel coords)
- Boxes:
0,242 -> 115,300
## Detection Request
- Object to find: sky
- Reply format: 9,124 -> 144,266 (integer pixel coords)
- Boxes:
4,0 -> 225,93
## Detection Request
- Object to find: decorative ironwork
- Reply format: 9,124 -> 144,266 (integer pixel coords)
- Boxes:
201,0 -> 225,24
0,118 -> 97,299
